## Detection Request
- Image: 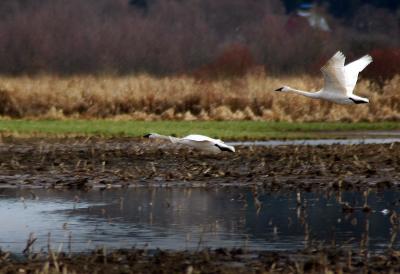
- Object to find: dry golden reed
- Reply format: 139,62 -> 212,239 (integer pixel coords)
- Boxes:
0,73 -> 399,122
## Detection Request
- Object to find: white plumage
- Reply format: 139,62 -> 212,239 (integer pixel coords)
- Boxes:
143,133 -> 235,154
275,51 -> 373,104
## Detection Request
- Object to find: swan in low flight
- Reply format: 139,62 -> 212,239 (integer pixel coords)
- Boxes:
143,133 -> 235,153
275,51 -> 373,104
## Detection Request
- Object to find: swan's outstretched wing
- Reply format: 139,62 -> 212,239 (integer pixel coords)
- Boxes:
344,54 -> 372,95
182,134 -> 235,152
183,134 -> 221,143
320,51 -> 347,95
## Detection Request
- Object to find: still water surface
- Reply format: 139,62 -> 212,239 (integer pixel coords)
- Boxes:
0,188 -> 398,254
230,138 -> 400,147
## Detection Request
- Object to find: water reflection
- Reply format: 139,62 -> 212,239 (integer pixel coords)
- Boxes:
230,138 -> 400,147
0,188 -> 399,254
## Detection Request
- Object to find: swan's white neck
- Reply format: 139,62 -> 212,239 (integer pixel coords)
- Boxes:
149,134 -> 179,143
286,87 -> 321,99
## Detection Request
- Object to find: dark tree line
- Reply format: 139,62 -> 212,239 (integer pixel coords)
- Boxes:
0,0 -> 398,76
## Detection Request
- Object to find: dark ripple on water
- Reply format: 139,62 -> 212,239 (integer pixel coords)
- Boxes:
0,188 -> 399,254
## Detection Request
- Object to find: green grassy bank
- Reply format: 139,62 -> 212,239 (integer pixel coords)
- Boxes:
0,120 -> 398,140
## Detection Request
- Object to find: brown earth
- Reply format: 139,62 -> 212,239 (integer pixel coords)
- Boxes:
0,137 -> 398,191
2,247 -> 400,274
1,138 -> 400,273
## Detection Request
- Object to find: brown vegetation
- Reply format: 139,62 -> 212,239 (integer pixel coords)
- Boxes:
3,247 -> 400,274
0,74 -> 399,121
364,48 -> 400,87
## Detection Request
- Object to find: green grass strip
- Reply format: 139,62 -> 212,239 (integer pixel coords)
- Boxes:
0,120 -> 398,140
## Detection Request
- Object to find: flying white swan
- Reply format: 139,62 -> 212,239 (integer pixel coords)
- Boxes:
143,133 -> 235,153
275,51 -> 373,104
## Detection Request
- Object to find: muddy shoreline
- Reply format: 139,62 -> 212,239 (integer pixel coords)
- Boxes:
1,138 -> 400,273
1,247 -> 400,273
0,137 -> 398,191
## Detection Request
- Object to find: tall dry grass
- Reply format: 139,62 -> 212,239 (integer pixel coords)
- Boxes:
0,73 -> 399,122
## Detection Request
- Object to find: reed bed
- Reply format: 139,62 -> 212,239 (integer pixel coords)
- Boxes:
0,74 -> 399,122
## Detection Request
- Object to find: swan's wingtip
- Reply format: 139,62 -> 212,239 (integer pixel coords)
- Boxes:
333,51 -> 345,59
275,87 -> 283,91
365,54 -> 373,62
336,50 -> 344,55
143,133 -> 152,138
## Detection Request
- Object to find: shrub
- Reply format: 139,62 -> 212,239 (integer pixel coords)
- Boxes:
363,48 -> 400,87
193,44 -> 256,80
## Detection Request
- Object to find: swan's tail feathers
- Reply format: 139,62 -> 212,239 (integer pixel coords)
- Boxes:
143,133 -> 153,138
345,54 -> 373,73
349,96 -> 369,104
214,143 -> 235,153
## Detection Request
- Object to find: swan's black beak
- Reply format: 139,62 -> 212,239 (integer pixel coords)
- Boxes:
143,133 -> 152,138
275,87 -> 283,91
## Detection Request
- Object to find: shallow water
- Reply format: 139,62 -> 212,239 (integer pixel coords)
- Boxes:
230,138 -> 400,147
0,188 -> 399,254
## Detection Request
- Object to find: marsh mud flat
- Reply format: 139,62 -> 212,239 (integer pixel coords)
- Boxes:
1,188 -> 400,273
0,137 -> 398,191
0,138 -> 400,273
3,248 -> 400,274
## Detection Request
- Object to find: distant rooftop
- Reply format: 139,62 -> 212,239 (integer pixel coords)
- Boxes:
299,3 -> 314,10
296,2 -> 330,31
